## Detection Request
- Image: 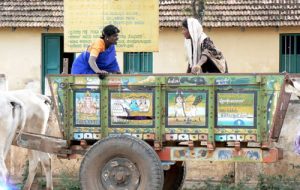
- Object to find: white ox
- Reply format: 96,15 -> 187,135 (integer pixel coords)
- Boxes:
8,90 -> 53,190
0,75 -> 54,189
0,92 -> 25,185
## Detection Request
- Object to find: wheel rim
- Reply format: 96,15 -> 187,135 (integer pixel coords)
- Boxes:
101,157 -> 140,189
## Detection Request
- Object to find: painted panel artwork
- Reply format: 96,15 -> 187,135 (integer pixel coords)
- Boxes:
74,91 -> 100,126
110,92 -> 154,127
171,147 -> 262,162
167,91 -> 207,127
217,92 -> 256,128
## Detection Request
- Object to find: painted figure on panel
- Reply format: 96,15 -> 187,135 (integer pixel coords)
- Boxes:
75,91 -> 100,125
78,91 -> 97,114
245,150 -> 260,161
168,91 -> 206,126
174,91 -> 186,121
111,93 -> 153,126
218,150 -> 232,160
129,100 -> 140,111
138,96 -> 150,112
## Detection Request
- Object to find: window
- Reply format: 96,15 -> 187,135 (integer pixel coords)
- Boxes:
280,34 -> 300,73
123,52 -> 153,74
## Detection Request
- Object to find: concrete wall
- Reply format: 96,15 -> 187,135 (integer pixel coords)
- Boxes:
0,28 -> 63,91
2,26 -> 300,90
147,26 -> 300,74
0,74 -> 7,91
153,28 -> 187,73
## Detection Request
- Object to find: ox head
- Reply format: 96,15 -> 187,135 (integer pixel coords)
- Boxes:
285,77 -> 300,99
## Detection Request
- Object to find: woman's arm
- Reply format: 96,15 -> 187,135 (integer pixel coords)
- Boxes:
88,56 -> 108,74
191,55 -> 207,74
88,39 -> 108,74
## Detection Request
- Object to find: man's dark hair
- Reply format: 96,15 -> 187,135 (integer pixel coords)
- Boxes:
101,25 -> 120,38
182,19 -> 188,29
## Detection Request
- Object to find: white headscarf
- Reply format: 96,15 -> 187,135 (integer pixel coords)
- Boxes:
184,18 -> 207,68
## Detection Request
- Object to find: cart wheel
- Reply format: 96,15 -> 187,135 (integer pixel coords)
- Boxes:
80,135 -> 164,190
163,161 -> 186,190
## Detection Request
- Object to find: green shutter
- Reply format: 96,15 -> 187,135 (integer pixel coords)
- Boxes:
124,52 -> 153,74
42,34 -> 62,93
280,34 -> 300,73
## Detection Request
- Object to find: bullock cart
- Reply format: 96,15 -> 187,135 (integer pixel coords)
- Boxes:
15,73 -> 298,189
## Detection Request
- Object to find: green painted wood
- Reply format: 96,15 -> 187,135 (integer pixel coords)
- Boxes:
208,77 -> 215,144
256,76 -> 264,143
160,78 -> 166,140
67,76 -> 74,141
155,77 -> 164,141
280,34 -> 300,73
101,79 -> 109,137
124,52 -> 153,73
42,34 -> 62,93
50,74 -> 287,151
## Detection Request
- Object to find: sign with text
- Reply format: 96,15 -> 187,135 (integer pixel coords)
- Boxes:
216,92 -> 256,128
64,0 -> 159,52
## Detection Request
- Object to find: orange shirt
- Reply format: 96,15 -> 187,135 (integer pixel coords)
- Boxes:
87,38 -> 106,57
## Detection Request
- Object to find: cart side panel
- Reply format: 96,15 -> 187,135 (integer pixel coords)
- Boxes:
69,76 -> 102,141
48,75 -> 71,139
106,76 -> 158,140
48,74 -> 287,155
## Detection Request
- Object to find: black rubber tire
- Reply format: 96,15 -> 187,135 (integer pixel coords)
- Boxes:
80,135 -> 164,190
163,161 -> 186,190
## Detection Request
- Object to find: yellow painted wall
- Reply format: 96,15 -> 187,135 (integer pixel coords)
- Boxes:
152,26 -> 300,73
153,28 -> 186,73
1,26 -> 300,90
0,28 -> 63,91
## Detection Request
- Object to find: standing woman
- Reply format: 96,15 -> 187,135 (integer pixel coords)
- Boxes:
182,18 -> 228,74
71,25 -> 121,74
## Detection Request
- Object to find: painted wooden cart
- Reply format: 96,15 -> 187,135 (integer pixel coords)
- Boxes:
17,73 -> 294,190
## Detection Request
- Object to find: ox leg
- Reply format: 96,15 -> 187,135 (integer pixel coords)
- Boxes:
40,153 -> 53,190
23,151 -> 39,190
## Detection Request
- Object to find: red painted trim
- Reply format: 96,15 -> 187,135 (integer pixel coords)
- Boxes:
263,148 -> 283,163
156,147 -> 171,161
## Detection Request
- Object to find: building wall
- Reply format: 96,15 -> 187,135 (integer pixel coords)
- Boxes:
0,28 -> 63,91
2,26 -> 300,90
153,27 -> 187,73
150,26 -> 300,74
